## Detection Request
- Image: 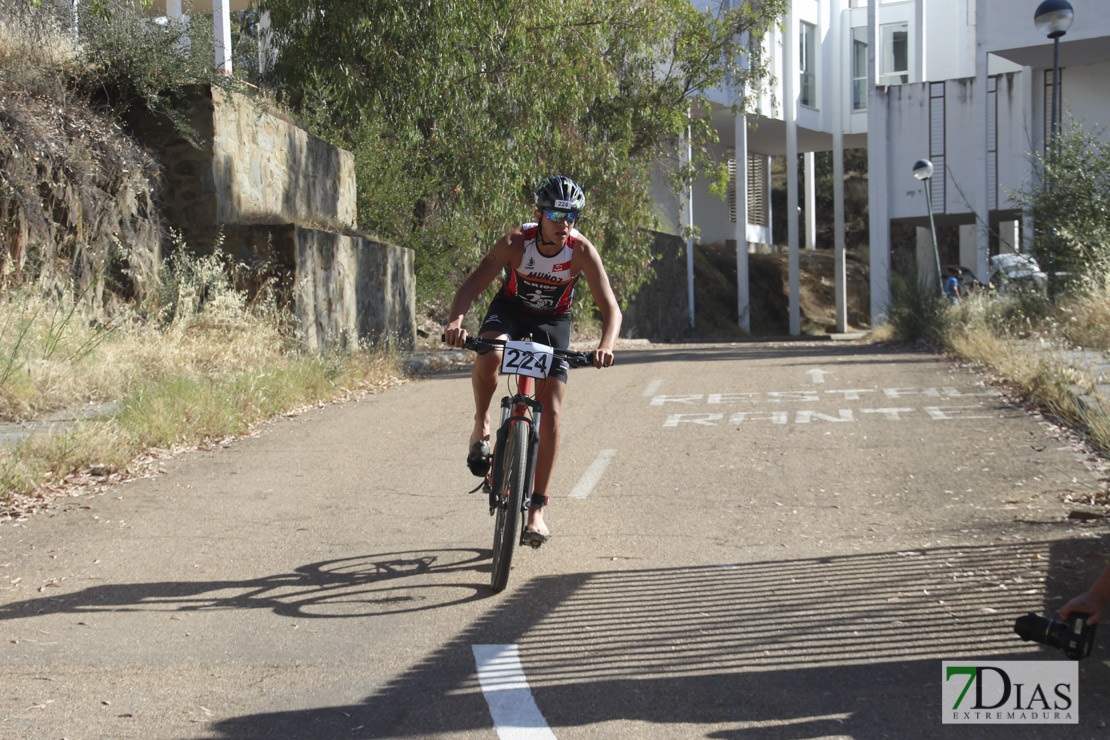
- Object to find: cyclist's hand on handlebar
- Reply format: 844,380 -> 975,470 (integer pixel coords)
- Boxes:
593,345 -> 615,369
443,323 -> 468,348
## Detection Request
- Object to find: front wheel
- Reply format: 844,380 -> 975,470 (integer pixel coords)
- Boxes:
491,421 -> 528,592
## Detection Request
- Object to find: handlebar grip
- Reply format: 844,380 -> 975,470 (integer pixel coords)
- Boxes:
442,333 -> 483,351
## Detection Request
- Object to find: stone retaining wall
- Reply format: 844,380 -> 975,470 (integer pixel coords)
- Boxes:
211,87 -> 357,230
130,85 -> 414,350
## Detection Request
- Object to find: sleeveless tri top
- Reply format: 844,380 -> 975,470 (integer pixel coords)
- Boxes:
498,223 -> 580,315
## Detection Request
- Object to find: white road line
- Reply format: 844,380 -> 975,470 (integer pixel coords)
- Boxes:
567,449 -> 617,499
641,379 -> 662,397
472,644 -> 556,740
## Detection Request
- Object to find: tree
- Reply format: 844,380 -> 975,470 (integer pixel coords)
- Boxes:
260,0 -> 786,307
1016,117 -> 1110,294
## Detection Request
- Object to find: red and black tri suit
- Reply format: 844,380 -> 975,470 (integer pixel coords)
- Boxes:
478,223 -> 579,382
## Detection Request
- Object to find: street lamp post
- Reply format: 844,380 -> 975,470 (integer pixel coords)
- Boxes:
1034,0 -> 1074,299
1034,0 -> 1074,160
913,159 -> 944,296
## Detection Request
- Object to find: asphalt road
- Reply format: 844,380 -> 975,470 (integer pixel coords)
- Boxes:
2,340 -> 1110,739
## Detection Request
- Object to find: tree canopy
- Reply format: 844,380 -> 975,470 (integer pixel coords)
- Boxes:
1015,117 -> 1110,295
260,0 -> 786,308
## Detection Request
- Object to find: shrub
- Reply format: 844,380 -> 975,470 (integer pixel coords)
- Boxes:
1013,117 -> 1110,294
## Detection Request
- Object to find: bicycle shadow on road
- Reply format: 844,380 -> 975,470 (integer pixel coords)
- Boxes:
0,548 -> 495,620
204,537 -> 1110,739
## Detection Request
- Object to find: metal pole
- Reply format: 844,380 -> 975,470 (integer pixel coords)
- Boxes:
1048,35 -> 1060,299
924,182 -> 943,296
1051,36 -> 1060,158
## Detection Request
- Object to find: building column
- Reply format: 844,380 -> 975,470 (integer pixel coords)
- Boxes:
999,220 -> 1020,254
681,114 -> 695,330
867,0 -> 890,325
214,0 -> 233,75
259,10 -> 276,76
762,155 -> 774,250
959,224 -> 977,272
1022,211 -> 1035,257
804,151 -> 816,251
166,0 -> 190,56
832,0 -> 848,332
785,11 -> 801,335
915,0 -> 926,82
973,0 -> 990,283
735,114 -> 751,332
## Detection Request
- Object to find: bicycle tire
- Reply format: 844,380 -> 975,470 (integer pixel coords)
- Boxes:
490,420 -> 528,592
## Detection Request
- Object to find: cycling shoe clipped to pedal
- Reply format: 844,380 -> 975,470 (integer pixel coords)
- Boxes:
467,440 -> 491,477
521,528 -> 551,548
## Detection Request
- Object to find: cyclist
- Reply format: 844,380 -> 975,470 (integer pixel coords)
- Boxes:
443,175 -> 622,545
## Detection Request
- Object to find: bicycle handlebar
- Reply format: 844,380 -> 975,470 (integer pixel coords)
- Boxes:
442,335 -> 597,368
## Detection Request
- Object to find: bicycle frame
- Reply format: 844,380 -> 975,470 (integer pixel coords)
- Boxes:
444,334 -> 595,587
489,373 -> 542,517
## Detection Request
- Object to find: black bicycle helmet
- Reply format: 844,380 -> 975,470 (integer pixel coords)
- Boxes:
534,175 -> 586,212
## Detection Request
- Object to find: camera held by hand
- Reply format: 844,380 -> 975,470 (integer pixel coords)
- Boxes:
1014,612 -> 1097,660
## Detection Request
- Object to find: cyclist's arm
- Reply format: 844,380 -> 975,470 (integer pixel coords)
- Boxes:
444,229 -> 520,346
574,236 -> 622,368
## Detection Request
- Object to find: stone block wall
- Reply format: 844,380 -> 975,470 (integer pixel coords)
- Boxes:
294,227 -> 415,352
130,85 -> 414,350
210,88 -> 357,230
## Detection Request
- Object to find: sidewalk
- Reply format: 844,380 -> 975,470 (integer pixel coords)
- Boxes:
0,402 -> 117,451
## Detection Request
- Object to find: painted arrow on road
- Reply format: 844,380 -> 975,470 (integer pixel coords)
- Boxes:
806,368 -> 832,384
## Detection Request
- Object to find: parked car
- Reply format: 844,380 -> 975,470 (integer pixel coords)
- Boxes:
989,253 -> 1047,293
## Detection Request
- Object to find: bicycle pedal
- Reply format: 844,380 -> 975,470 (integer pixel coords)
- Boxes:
520,532 -> 547,548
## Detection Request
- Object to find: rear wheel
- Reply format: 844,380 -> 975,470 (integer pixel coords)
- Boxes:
491,421 -> 527,592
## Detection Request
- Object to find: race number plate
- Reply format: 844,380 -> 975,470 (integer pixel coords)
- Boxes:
500,340 -> 554,380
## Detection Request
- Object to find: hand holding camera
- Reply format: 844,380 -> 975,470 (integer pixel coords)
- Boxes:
1014,611 -> 1097,660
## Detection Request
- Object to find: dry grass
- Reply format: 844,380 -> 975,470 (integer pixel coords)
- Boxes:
937,284 -> 1110,456
1,250 -> 407,518
1053,273 -> 1110,351
0,0 -> 83,96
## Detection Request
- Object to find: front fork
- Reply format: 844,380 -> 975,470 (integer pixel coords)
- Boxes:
489,395 -> 543,514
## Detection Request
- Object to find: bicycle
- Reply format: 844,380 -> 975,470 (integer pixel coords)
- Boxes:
447,335 -> 595,592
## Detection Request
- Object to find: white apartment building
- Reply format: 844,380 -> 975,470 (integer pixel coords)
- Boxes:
148,0 -> 272,75
665,0 -> 1110,332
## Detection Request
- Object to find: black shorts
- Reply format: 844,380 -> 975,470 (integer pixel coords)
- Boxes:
479,296 -> 572,383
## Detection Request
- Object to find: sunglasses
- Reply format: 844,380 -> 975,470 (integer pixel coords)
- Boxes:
543,209 -> 579,224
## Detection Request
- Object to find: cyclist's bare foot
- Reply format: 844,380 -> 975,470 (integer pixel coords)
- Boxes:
469,415 -> 490,448
524,506 -> 549,539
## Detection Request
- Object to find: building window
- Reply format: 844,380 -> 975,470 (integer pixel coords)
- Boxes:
851,26 -> 867,110
800,21 -> 817,108
726,153 -> 769,228
880,22 -> 909,85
